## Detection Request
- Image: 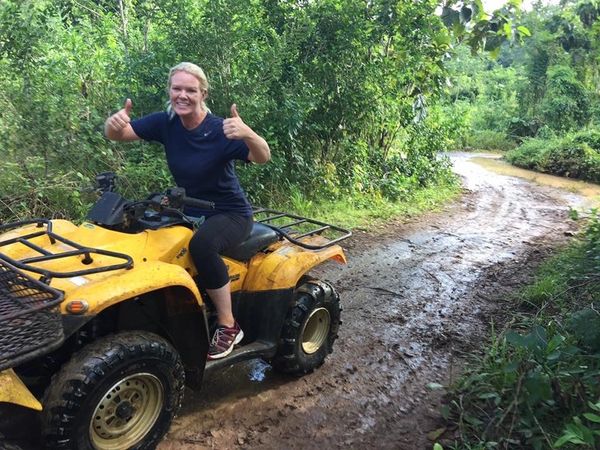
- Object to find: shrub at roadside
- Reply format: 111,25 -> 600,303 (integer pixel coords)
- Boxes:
545,141 -> 600,181
445,212 -> 600,449
504,137 -> 556,170
505,129 -> 600,183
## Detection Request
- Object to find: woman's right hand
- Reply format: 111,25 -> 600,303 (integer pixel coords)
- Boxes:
104,99 -> 140,141
106,98 -> 133,132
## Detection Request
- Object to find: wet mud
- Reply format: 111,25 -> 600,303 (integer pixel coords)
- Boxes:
0,153 -> 591,449
156,153 -> 588,449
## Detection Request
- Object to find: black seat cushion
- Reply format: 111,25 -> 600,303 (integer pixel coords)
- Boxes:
221,223 -> 279,261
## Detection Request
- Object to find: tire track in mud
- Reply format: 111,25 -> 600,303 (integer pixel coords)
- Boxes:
157,153 -> 585,450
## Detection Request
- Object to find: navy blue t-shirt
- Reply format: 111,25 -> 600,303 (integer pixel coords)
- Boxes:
131,112 -> 252,217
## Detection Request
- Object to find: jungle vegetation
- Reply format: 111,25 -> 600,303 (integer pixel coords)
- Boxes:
0,0 -> 528,224
445,0 -> 600,182
441,1 -> 600,448
0,0 -> 455,222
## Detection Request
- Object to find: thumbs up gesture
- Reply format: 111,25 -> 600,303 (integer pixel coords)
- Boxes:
223,103 -> 251,140
106,98 -> 133,133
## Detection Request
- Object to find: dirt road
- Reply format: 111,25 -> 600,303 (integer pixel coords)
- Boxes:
155,153 -> 586,449
0,152 -> 588,449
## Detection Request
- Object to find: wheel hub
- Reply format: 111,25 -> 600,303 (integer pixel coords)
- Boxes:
89,373 -> 164,450
115,401 -> 135,420
301,307 -> 331,355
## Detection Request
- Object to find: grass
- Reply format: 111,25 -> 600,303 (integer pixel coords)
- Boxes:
271,178 -> 462,231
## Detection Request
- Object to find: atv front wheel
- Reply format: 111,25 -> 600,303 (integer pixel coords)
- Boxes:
274,279 -> 341,374
41,331 -> 185,450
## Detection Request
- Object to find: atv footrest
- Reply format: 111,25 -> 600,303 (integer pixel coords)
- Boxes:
0,260 -> 64,371
204,341 -> 277,376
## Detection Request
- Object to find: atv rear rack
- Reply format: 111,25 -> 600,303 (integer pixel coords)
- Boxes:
0,259 -> 65,371
0,219 -> 133,284
252,208 -> 352,250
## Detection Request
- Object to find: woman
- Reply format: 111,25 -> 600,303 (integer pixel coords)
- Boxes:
104,62 -> 271,359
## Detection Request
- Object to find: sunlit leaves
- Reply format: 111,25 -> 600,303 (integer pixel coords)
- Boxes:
441,0 -> 531,55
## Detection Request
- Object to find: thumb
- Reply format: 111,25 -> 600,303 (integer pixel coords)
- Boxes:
124,98 -> 133,115
230,103 -> 240,118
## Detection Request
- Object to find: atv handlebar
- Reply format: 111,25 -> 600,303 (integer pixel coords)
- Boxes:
183,197 -> 215,210
87,177 -> 215,229
164,188 -> 215,210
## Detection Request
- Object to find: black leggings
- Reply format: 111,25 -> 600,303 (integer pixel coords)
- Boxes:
188,213 -> 253,289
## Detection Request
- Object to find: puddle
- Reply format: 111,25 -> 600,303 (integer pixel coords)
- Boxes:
247,359 -> 272,382
470,154 -> 600,209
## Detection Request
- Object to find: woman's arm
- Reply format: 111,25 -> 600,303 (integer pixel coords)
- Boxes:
223,104 -> 271,164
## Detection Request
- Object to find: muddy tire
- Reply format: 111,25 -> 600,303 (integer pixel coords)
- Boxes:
41,331 -> 185,450
274,279 -> 341,375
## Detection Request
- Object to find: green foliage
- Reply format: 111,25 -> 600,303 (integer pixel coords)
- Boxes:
466,130 -> 516,151
553,409 -> 600,448
284,176 -> 461,230
566,308 -> 600,352
447,211 -> 600,449
443,0 -> 599,152
0,162 -> 89,220
505,129 -> 600,182
442,0 -> 531,55
540,65 -> 590,133
0,0 -> 465,222
572,129 -> 600,151
545,141 -> 600,181
505,137 -> 556,170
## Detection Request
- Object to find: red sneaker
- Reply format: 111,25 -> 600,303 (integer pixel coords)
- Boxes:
207,322 -> 244,360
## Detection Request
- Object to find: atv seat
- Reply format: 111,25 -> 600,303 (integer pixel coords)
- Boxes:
221,222 -> 279,261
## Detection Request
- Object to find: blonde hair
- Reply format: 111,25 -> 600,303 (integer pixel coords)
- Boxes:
167,62 -> 209,116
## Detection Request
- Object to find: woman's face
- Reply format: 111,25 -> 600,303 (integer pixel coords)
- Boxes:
169,71 -> 206,118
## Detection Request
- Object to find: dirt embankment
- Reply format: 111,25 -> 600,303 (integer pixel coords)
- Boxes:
156,153 -> 585,449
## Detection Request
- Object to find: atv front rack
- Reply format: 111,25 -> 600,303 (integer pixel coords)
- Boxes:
0,259 -> 65,371
0,219 -> 133,284
252,208 -> 352,250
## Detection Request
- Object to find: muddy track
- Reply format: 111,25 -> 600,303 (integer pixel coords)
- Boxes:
155,153 -> 584,449
0,153 -> 585,449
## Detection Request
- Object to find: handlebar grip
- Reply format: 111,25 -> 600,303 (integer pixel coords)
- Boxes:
183,196 -> 215,210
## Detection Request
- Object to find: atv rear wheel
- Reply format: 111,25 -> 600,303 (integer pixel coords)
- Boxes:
41,331 -> 184,450
274,279 -> 341,374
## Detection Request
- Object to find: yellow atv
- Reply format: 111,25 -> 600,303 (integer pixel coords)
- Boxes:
0,172 -> 350,449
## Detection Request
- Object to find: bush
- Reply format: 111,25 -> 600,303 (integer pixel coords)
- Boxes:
545,140 -> 600,181
505,130 -> 600,182
507,116 -> 542,140
572,128 -> 600,151
465,129 -> 516,151
505,137 -> 556,170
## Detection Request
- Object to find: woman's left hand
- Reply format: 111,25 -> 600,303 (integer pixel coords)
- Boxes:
223,104 -> 252,140
223,103 -> 271,164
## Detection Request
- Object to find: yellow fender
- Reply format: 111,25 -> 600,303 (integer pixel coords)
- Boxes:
60,261 -> 202,314
0,369 -> 42,411
244,244 -> 346,291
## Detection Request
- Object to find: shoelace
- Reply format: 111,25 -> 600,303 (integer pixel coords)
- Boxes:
211,327 -> 234,346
